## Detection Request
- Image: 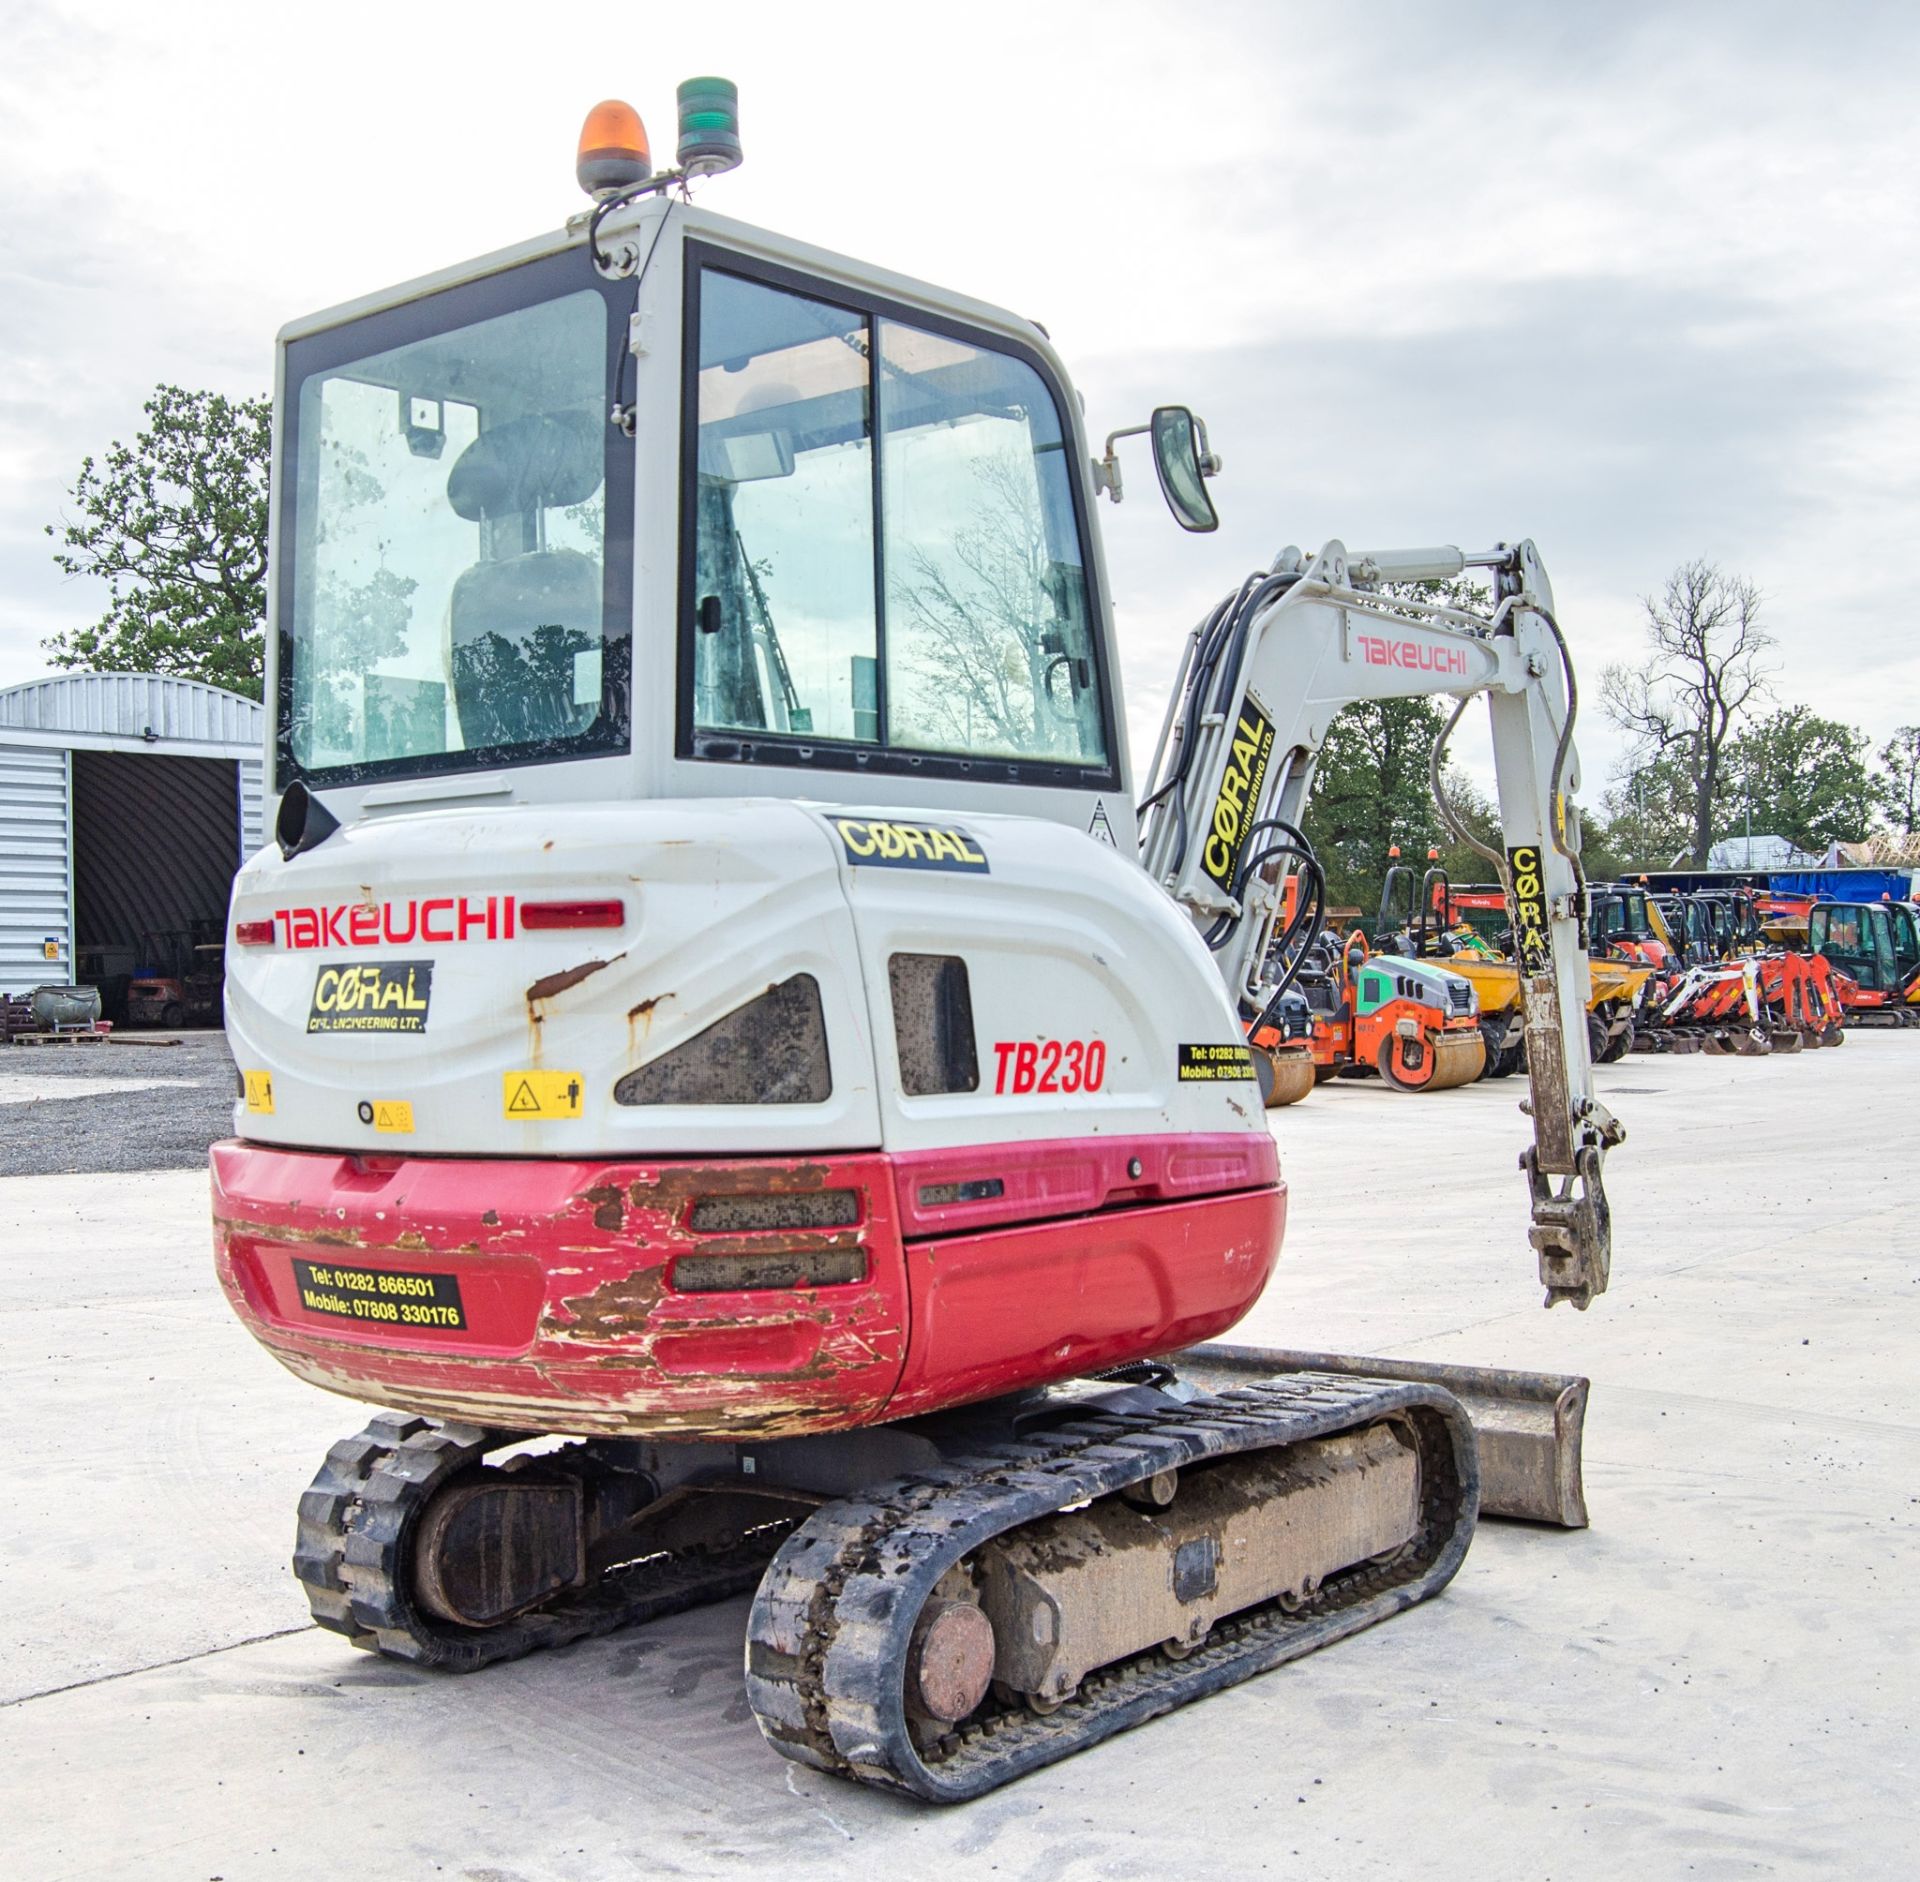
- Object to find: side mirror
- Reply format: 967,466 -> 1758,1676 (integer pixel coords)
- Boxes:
1149,406 -> 1220,533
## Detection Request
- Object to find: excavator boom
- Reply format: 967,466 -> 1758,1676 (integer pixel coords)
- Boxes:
1140,539 -> 1621,1306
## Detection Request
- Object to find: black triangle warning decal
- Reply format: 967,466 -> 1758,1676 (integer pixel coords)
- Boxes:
1088,800 -> 1116,846
507,1078 -> 541,1115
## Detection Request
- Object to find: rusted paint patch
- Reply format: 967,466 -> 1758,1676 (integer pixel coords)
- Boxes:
219,1217 -> 364,1248
630,1161 -> 834,1210
628,994 -> 672,1022
584,1184 -> 626,1232
554,1265 -> 666,1338
527,958 -> 613,1004
679,1228 -> 864,1259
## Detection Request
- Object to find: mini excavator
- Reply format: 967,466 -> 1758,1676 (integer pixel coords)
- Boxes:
213,87 -> 1620,1801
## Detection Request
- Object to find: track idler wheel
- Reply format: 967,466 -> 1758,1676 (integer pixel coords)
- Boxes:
1259,1047 -> 1319,1108
413,1474 -> 585,1628
1378,1028 -> 1484,1091
743,1378 -> 1476,1801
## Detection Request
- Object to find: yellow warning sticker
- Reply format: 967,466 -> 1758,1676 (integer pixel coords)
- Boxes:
503,1070 -> 585,1120
244,1069 -> 275,1114
372,1100 -> 414,1134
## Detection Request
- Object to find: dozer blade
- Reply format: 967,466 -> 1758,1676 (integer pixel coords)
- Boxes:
1426,1030 -> 1486,1090
1174,1343 -> 1589,1528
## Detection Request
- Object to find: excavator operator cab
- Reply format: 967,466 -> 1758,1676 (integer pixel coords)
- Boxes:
1590,886 -> 1651,947
1811,900 -> 1920,994
271,201 -> 1132,835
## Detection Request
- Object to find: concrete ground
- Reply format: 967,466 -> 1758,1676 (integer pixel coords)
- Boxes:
1,1035 -> 1913,1880
0,1031 -> 237,1174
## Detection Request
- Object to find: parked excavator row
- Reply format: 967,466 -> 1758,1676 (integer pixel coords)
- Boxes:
1348,865 -> 1652,1078
1812,901 -> 1920,1025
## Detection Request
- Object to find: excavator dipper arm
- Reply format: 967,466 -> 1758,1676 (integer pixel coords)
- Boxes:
1139,537 -> 1622,1307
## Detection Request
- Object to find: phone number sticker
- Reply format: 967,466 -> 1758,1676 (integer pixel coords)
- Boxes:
291,1257 -> 467,1331
1177,1042 -> 1256,1082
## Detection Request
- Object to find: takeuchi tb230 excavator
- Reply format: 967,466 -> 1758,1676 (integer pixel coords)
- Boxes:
213,87 -> 1622,1801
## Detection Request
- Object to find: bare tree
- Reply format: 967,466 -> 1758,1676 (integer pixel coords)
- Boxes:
1601,561 -> 1775,867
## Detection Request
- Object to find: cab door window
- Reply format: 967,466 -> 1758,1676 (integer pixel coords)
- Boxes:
691,271 -> 878,743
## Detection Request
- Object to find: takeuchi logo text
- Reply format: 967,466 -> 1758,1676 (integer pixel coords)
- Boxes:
274,897 -> 516,950
1356,633 -> 1470,676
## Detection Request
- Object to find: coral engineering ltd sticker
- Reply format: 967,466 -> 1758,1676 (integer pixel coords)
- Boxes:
291,1258 -> 466,1330
831,817 -> 989,873
1505,844 -> 1551,976
1178,1042 -> 1257,1082
308,961 -> 433,1034
1201,701 -> 1276,889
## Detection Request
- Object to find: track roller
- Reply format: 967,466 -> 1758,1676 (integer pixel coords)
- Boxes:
293,1417 -> 802,1671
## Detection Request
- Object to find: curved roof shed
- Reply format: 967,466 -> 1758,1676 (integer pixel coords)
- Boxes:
0,672 -> 266,997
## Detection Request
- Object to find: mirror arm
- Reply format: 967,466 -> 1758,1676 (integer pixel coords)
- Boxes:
1092,421 -> 1151,504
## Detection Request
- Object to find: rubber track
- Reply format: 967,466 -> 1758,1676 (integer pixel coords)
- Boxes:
293,1413 -> 787,1671
742,1372 -> 1478,1802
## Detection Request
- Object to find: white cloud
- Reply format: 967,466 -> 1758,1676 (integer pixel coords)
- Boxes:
1,0 -> 1915,806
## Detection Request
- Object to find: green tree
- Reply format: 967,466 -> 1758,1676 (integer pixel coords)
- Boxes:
45,384 -> 270,699
1595,753 -> 1698,870
1303,695 -> 1499,917
1722,705 -> 1875,853
1601,561 -> 1774,867
1876,725 -> 1920,835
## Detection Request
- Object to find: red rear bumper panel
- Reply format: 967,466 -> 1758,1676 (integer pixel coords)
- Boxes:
211,1134 -> 1285,1440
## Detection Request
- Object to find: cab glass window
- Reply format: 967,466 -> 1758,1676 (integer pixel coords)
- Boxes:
685,253 -> 1110,781
691,271 -> 877,742
280,260 -> 629,786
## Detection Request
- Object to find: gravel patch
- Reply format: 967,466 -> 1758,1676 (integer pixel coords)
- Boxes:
0,1032 -> 238,1175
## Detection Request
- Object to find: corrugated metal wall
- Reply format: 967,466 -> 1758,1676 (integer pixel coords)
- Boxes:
0,671 -> 263,748
0,673 -> 268,999
240,756 -> 266,856
0,743 -> 73,994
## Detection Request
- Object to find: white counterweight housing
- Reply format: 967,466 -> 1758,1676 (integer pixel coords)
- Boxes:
225,798 -> 1263,1162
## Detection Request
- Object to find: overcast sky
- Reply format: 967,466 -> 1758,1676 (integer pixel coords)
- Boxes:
2,0 -> 1916,799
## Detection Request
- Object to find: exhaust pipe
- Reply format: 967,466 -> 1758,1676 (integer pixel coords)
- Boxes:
1175,1343 -> 1590,1528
